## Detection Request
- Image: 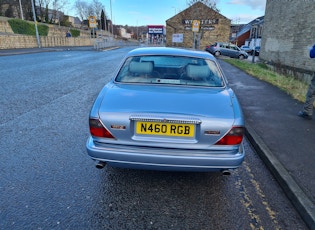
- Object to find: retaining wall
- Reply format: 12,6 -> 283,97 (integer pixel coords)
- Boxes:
0,34 -> 94,49
0,16 -> 101,49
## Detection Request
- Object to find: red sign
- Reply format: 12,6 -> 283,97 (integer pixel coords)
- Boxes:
148,25 -> 164,34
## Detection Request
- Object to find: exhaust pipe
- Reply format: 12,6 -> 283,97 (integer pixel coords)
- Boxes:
221,169 -> 231,176
96,161 -> 106,169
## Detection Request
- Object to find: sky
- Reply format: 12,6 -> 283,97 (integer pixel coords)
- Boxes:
66,0 -> 266,26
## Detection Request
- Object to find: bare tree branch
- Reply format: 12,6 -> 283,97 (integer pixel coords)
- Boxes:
186,0 -> 220,12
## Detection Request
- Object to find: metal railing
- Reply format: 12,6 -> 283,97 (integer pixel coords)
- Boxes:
94,37 -> 140,50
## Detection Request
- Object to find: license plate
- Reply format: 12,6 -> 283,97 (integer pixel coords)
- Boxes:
136,121 -> 195,137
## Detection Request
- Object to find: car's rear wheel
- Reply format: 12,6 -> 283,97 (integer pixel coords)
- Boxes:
214,51 -> 220,57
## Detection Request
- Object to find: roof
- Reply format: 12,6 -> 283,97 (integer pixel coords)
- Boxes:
166,1 -> 230,23
234,16 -> 264,40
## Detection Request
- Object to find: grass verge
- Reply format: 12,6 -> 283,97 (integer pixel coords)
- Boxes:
224,59 -> 308,103
8,18 -> 49,36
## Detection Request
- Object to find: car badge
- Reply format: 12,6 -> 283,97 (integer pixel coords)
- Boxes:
204,130 -> 220,135
111,125 -> 126,130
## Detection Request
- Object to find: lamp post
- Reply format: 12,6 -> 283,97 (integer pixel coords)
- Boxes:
110,0 -> 113,36
31,0 -> 41,48
19,0 -> 24,20
251,19 -> 260,63
251,25 -> 258,63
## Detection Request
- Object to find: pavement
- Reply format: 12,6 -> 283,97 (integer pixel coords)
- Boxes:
219,59 -> 315,230
0,46 -> 95,56
1,47 -> 314,229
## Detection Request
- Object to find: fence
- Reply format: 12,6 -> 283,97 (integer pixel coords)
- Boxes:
94,37 -> 140,50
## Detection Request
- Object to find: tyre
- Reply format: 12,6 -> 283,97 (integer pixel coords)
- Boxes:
239,55 -> 245,60
214,51 -> 220,57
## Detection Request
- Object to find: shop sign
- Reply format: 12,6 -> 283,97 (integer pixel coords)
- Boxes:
184,26 -> 215,31
148,25 -> 165,34
182,19 -> 219,25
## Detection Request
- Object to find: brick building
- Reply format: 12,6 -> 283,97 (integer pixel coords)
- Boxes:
232,16 -> 264,48
261,0 -> 315,82
165,2 -> 230,49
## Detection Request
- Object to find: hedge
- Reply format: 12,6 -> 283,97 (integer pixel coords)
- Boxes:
70,29 -> 80,37
8,19 -> 49,36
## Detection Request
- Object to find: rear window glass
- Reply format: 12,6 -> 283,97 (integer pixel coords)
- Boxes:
115,55 -> 224,87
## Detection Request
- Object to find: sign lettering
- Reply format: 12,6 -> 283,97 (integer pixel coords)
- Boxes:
182,19 -> 219,25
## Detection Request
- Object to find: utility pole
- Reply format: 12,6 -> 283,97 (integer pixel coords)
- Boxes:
110,0 -> 113,36
19,0 -> 24,20
251,25 -> 258,63
251,19 -> 260,63
31,0 -> 41,48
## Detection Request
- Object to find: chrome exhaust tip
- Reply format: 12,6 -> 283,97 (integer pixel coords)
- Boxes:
96,161 -> 106,169
221,170 -> 231,176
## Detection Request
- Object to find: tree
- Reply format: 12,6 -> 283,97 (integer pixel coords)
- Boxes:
186,0 -> 220,12
74,0 -> 108,29
100,9 -> 106,30
5,6 -> 14,18
91,0 -> 104,20
45,4 -> 49,23
35,0 -> 51,22
51,0 -> 68,24
74,0 -> 89,21
24,0 -> 34,21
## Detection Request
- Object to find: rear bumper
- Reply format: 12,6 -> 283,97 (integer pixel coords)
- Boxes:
86,137 -> 245,172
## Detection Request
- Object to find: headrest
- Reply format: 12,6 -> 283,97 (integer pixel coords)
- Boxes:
129,61 -> 153,74
186,65 -> 210,78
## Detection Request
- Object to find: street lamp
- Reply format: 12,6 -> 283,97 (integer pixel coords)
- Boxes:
251,19 -> 260,63
110,0 -> 114,36
31,0 -> 41,48
19,0 -> 24,20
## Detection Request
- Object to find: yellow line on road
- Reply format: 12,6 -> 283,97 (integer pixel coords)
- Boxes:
243,161 -> 281,230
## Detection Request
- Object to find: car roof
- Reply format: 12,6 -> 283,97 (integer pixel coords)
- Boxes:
216,42 -> 238,46
126,47 -> 216,61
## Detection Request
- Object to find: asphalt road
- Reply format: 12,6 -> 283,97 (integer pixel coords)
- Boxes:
0,47 -> 308,229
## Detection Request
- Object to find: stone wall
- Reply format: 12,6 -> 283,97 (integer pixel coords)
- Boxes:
0,16 -> 98,49
166,2 -> 230,49
0,34 -> 94,49
260,0 -> 315,83
0,17 -> 14,34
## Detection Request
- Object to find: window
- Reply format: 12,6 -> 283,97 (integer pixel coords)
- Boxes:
115,55 -> 224,87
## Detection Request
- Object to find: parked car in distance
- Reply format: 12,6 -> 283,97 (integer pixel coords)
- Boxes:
240,45 -> 251,53
205,42 -> 248,60
86,47 -> 245,173
250,46 -> 260,56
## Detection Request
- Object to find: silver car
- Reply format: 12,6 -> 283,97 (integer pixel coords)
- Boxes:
205,42 -> 248,60
86,47 -> 245,172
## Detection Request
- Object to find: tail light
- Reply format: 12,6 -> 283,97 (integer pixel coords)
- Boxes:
215,126 -> 244,145
89,118 -> 115,139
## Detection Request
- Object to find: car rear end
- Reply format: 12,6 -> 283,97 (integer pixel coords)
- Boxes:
86,48 -> 245,172
87,85 -> 244,171
205,43 -> 219,55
